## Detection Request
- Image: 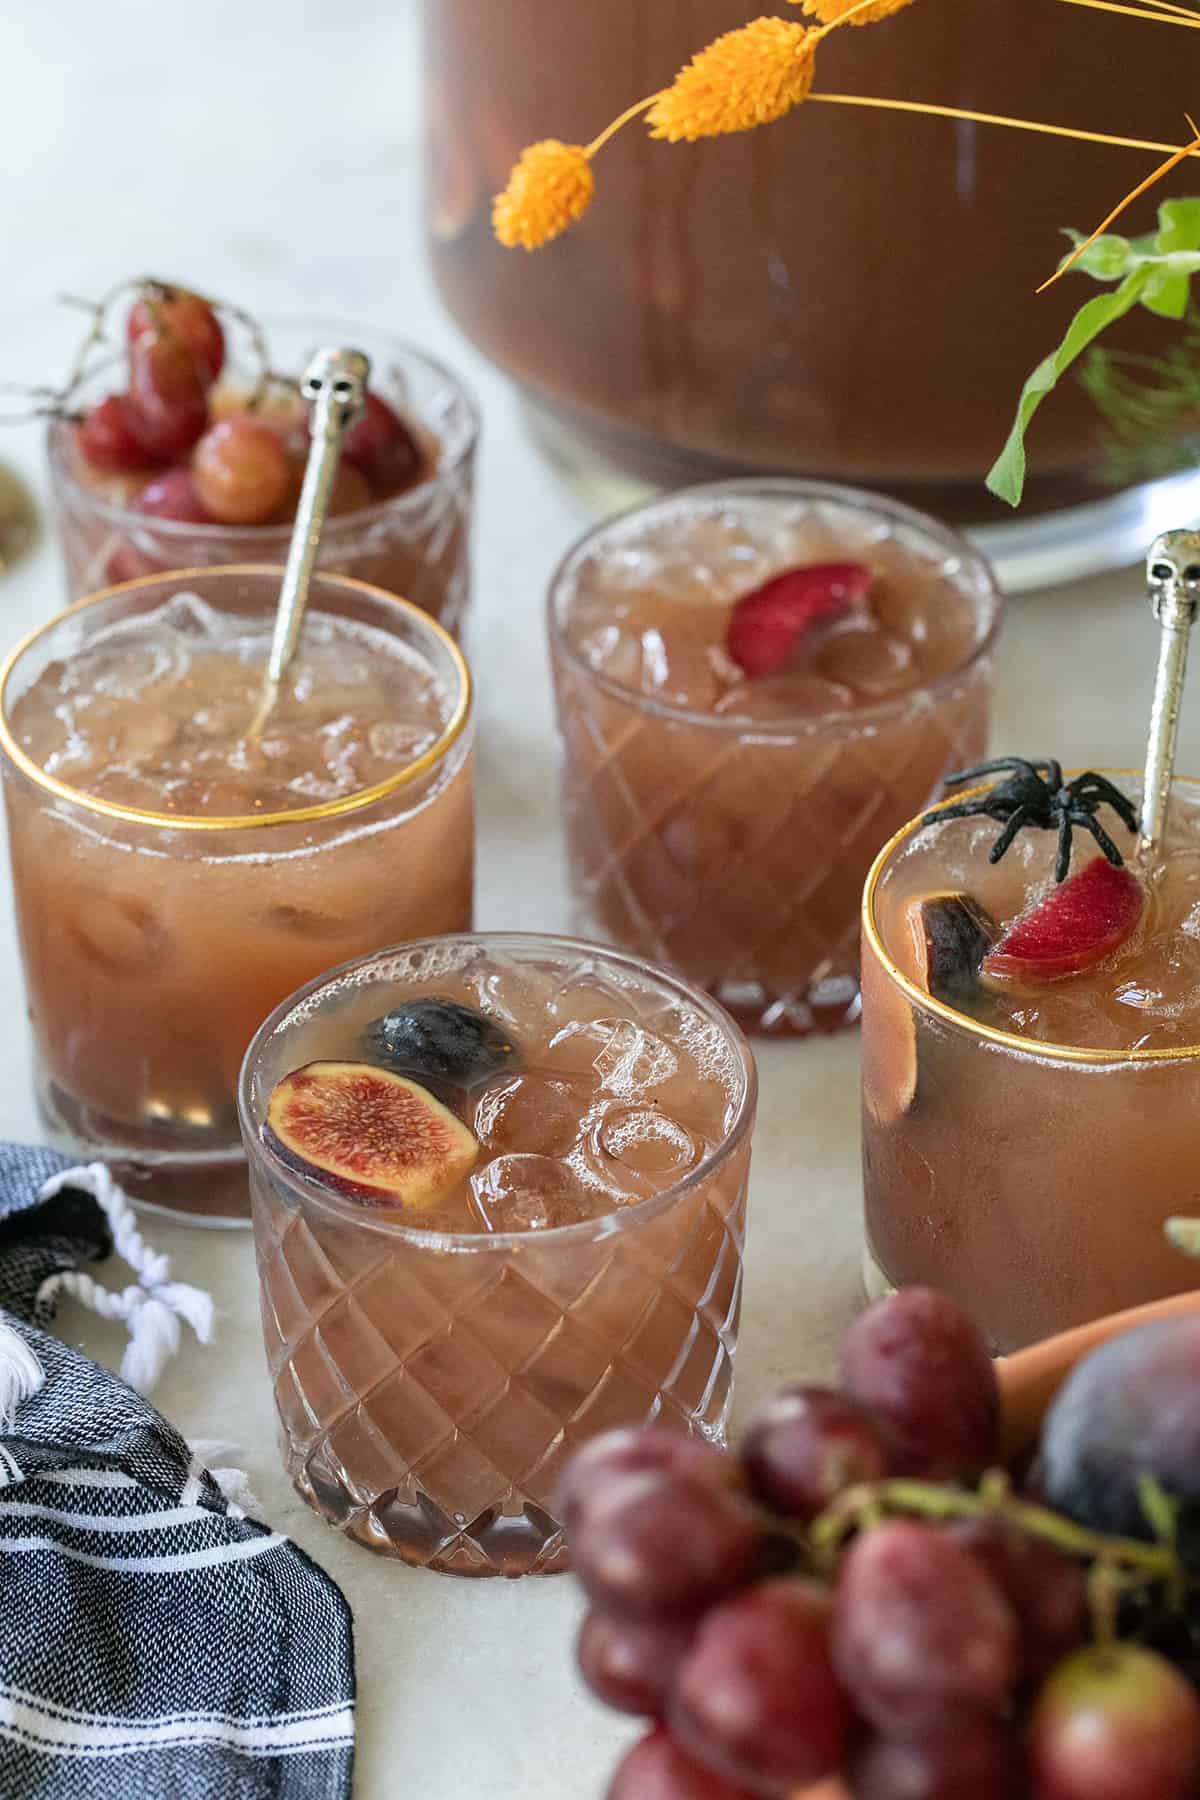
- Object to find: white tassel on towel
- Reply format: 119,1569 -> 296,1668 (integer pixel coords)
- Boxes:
34,1163 -> 215,1395
0,1319 -> 45,1428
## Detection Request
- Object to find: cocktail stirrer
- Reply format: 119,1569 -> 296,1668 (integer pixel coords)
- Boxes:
1140,529 -> 1200,859
250,346 -> 370,736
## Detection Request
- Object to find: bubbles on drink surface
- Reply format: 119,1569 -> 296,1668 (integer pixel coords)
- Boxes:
267,944 -> 744,1234
11,592 -> 451,817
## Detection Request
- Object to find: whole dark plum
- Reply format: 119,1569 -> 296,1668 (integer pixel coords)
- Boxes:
363,998 -> 518,1089
1038,1317 -> 1200,1556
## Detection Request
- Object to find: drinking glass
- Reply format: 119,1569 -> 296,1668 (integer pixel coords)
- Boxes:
0,566 -> 474,1225
239,932 -> 757,1575
48,323 -> 479,641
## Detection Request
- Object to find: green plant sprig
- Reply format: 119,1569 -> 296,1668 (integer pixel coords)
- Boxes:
988,198 -> 1200,506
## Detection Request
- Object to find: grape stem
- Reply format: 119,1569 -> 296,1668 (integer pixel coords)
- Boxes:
808,1475 -> 1187,1589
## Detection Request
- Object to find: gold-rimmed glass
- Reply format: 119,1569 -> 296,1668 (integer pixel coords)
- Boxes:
860,772 -> 1200,1352
0,565 -> 475,1226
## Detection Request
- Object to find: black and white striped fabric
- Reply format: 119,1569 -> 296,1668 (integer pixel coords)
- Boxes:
0,1144 -> 355,1798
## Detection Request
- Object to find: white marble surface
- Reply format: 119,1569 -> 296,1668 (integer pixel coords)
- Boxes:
1,2 -> 1199,1795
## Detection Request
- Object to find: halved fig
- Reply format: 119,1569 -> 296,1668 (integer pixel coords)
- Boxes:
982,858 -> 1144,987
908,893 -> 998,1007
264,1061 -> 478,1209
725,562 -> 873,679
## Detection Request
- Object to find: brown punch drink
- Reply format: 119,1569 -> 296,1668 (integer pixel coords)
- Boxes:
240,933 -> 757,1576
425,0 -> 1196,522
549,480 -> 1001,1035
0,568 -> 474,1224
862,767 -> 1200,1351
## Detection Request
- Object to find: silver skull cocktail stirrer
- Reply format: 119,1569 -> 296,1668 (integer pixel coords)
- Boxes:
1141,529 -> 1200,858
251,345 -> 370,734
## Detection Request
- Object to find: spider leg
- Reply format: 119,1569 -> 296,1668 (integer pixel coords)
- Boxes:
1069,773 -> 1140,835
988,804 -> 1033,864
1055,810 -> 1073,883
1072,809 -> 1125,869
1044,759 -> 1064,792
922,800 -> 985,826
944,756 -> 1039,788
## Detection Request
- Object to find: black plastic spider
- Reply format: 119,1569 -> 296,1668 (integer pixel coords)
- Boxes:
923,757 -> 1141,882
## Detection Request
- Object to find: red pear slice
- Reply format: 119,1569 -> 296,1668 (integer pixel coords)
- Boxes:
981,859 -> 1144,987
725,562 -> 873,679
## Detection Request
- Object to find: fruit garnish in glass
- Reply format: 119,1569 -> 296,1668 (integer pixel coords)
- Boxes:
861,531 -> 1200,1348
549,479 -> 1002,1037
239,933 -> 757,1574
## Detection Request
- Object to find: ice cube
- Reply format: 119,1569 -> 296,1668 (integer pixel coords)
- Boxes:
595,1104 -> 703,1184
69,891 -> 170,975
470,1154 -> 601,1232
816,621 -> 915,697
159,592 -> 227,640
462,953 -> 562,1039
714,674 -> 855,721
547,1018 -> 680,1097
473,1073 -> 588,1159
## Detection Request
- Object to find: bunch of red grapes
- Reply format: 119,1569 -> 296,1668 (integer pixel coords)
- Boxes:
71,280 -> 421,541
565,1290 -> 1200,1799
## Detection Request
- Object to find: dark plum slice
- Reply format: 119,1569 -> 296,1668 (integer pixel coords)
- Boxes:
909,892 -> 997,1006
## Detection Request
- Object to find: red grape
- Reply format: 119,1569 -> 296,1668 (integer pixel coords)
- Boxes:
125,332 -> 208,458
839,1289 -> 1000,1478
134,467 -> 215,524
607,1729 -> 762,1799
577,1610 -> 693,1716
128,286 -> 225,384
339,390 -> 422,490
76,393 -> 161,474
849,1720 -> 1017,1800
559,1429 -> 739,1536
948,1516 -> 1087,1683
832,1520 -> 1019,1737
105,540 -> 161,585
570,1468 -> 758,1621
669,1578 -> 851,1792
1027,1643 -> 1200,1800
192,415 -> 292,525
739,1385 -> 889,1519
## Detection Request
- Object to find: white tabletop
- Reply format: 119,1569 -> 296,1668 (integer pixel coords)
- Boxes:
2,2 -> 1198,1794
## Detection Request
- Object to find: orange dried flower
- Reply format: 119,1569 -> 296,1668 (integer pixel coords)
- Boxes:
493,139 -> 595,250
794,0 -> 915,24
647,17 -> 818,143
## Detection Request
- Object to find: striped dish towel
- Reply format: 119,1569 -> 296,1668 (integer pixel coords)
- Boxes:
0,1144 -> 355,1798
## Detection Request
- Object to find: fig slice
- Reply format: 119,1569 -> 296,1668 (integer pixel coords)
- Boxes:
264,1061 -> 479,1209
908,893 -> 998,1007
725,562 -> 874,679
982,858 -> 1144,987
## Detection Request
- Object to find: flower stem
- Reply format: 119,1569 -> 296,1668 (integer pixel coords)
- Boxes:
1057,0 -> 1200,25
808,92 -> 1200,160
585,96 -> 659,158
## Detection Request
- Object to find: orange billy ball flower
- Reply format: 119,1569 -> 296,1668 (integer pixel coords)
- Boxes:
493,139 -> 596,250
647,17 -> 818,143
795,0 -> 916,23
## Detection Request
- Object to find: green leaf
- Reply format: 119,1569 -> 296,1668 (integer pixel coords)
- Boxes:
1138,1472 -> 1179,1545
987,270 -> 1152,506
1144,268 -> 1192,320
1068,233 -> 1136,282
1157,197 -> 1200,256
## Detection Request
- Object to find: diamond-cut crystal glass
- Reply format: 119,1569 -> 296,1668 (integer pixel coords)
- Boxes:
48,322 -> 478,643
239,933 -> 757,1577
547,480 -> 1002,1037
